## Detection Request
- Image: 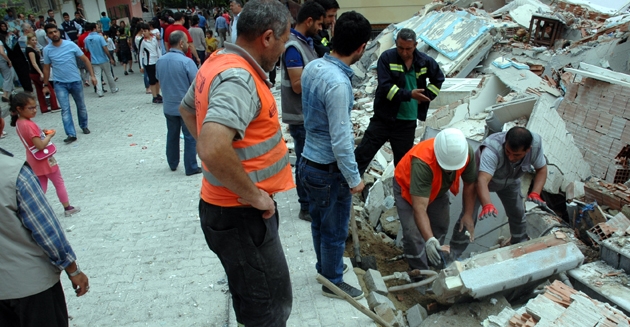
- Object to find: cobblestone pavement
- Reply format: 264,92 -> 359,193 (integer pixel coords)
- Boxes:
1,64 -> 374,327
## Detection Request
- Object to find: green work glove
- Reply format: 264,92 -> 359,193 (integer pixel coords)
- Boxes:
426,237 -> 442,266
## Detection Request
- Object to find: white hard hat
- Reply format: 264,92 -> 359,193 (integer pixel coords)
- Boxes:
434,128 -> 468,171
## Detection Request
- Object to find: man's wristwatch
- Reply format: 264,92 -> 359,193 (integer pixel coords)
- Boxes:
67,264 -> 82,277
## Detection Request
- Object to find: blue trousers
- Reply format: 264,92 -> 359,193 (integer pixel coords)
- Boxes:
164,114 -> 198,174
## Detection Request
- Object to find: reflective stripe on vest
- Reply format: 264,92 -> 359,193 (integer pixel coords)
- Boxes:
416,67 -> 427,78
394,138 -> 468,204
195,51 -> 295,206
427,83 -> 440,96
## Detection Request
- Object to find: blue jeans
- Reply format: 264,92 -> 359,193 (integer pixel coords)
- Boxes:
143,69 -> 149,89
199,200 -> 292,326
54,81 -> 88,137
288,124 -> 308,211
298,159 -> 351,284
165,114 -> 199,174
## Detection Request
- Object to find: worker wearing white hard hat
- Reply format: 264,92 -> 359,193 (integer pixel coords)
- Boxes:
393,128 -> 477,270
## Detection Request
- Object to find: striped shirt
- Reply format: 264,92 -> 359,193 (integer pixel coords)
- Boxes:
17,165 -> 76,271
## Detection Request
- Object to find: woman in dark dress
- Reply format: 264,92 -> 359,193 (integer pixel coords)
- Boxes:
0,21 -> 33,93
25,33 -> 60,113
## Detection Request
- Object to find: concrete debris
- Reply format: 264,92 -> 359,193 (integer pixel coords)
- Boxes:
405,304 -> 427,327
568,261 -> 630,316
585,179 -> 630,211
367,291 -> 396,311
432,232 -> 584,304
422,296 -> 511,327
364,269 -> 389,296
588,212 -> 630,244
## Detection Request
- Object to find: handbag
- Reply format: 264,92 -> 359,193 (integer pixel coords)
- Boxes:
16,124 -> 57,160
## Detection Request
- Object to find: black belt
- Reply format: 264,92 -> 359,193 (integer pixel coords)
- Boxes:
304,158 -> 340,173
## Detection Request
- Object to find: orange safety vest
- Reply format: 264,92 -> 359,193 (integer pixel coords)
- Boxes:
195,51 -> 295,206
394,138 -> 468,204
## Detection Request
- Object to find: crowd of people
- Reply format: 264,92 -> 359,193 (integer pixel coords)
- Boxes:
0,0 -> 552,326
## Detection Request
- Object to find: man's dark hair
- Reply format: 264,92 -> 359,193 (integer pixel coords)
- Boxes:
75,11 -> 82,16
84,22 -> 96,31
173,12 -> 184,21
310,0 -> 340,11
149,20 -> 160,29
138,22 -> 150,31
39,15 -> 44,19
297,1 -> 325,24
190,14 -> 199,26
330,11 -> 370,56
101,12 -> 106,16
47,9 -> 54,14
62,12 -> 69,17
505,126 -> 533,151
230,0 -> 244,6
397,28 -> 416,42
44,23 -> 57,33
237,0 -> 290,42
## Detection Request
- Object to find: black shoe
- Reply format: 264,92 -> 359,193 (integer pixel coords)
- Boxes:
124,71 -> 129,75
152,97 -> 163,104
322,282 -> 364,300
298,210 -> 312,222
128,69 -> 134,73
64,136 -> 77,144
82,128 -> 90,134
186,168 -> 202,176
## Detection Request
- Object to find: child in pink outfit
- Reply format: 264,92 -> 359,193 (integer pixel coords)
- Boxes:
10,92 -> 80,217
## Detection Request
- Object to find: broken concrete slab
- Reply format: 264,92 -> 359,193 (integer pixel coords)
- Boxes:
365,180 -> 385,227
568,261 -> 630,316
379,207 -> 400,237
491,0 -> 554,27
561,0 -> 630,16
600,235 -> 630,272
405,303 -> 427,327
491,66 -> 562,97
366,291 -> 396,311
485,95 -> 538,133
525,292 -> 566,322
565,62 -> 630,88
433,232 -> 584,303
364,269 -> 389,296
421,296 -> 510,327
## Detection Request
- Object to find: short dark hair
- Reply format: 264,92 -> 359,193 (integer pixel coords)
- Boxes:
190,14 -> 199,25
397,28 -> 416,42
149,20 -> 160,29
310,0 -> 340,11
44,23 -> 57,33
38,15 -> 44,19
505,126 -> 533,151
85,22 -> 96,31
47,9 -> 54,14
237,0 -> 290,42
297,1 -> 325,24
330,11 -> 370,56
75,11 -> 81,15
62,12 -> 69,17
173,12 -> 184,21
138,22 -> 150,31
230,0 -> 244,6
101,12 -> 106,16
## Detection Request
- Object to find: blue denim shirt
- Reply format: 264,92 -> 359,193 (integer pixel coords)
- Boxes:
301,53 -> 361,188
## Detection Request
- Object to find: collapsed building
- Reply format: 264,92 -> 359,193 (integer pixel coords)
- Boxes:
276,0 -> 630,325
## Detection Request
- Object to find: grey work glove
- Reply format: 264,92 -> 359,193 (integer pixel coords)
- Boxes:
425,237 -> 442,266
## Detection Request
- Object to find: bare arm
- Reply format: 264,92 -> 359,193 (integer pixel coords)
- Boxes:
79,55 -> 97,85
179,106 -> 197,139
0,44 -> 11,65
197,122 -> 275,218
476,172 -> 493,206
42,64 -> 51,94
459,181 -> 476,240
102,45 -> 115,64
531,165 -> 547,195
411,195 -> 434,241
286,68 -> 303,94
31,131 -> 54,150
28,51 -> 44,76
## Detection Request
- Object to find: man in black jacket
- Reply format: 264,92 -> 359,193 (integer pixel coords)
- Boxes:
354,28 -> 444,176
311,0 -> 338,57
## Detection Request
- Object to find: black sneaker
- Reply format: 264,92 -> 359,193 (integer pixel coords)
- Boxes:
82,128 -> 90,134
64,136 -> 77,144
124,71 -> 128,75
128,69 -> 134,73
322,282 -> 364,300
298,210 -> 312,222
152,97 -> 163,104
186,168 -> 202,176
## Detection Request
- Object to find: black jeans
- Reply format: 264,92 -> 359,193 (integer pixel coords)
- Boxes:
354,118 -> 416,176
199,199 -> 292,326
0,281 -> 68,327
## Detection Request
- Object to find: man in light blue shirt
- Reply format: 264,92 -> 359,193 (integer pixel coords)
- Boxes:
298,11 -> 371,301
229,0 -> 242,43
84,22 -> 117,97
214,14 -> 228,48
156,31 -> 200,176
100,12 -> 110,33
42,23 -> 96,144
197,11 -> 207,30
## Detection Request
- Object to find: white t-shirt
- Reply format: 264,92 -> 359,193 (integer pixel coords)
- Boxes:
138,37 -> 161,67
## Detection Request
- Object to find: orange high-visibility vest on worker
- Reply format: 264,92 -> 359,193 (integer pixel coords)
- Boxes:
394,138 -> 468,204
195,51 -> 295,206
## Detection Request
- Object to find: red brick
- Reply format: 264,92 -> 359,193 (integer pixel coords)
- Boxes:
573,105 -> 587,126
596,112 -> 614,134
610,95 -> 628,116
584,110 -> 600,130
565,83 -> 578,101
597,134 -> 615,157
597,92 -> 614,111
608,118 -> 626,140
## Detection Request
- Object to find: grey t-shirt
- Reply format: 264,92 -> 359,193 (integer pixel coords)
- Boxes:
479,145 -> 546,176
180,42 -> 267,140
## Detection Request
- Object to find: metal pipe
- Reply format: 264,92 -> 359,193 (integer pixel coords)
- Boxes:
387,270 -> 438,292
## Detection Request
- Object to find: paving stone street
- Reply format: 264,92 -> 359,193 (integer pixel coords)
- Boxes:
1,64 -> 374,327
